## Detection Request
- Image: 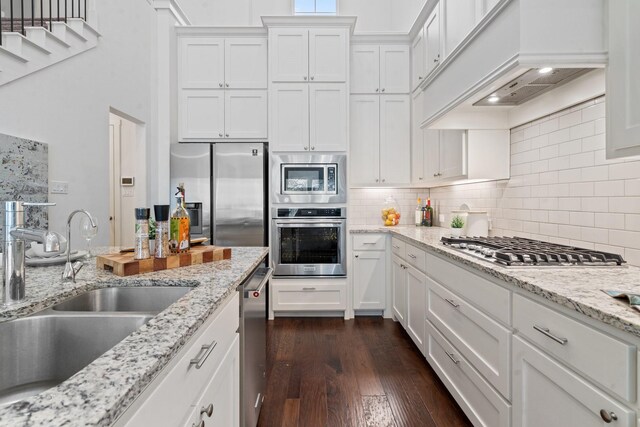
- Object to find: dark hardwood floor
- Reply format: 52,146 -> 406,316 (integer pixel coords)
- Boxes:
257,317 -> 472,427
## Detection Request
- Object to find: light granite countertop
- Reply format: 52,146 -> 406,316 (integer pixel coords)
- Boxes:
351,225 -> 640,339
0,246 -> 268,427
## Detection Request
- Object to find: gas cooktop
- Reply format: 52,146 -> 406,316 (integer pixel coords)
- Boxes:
441,236 -> 626,267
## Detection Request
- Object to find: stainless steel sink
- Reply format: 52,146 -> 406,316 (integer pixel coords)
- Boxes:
51,286 -> 193,313
0,313 -> 152,407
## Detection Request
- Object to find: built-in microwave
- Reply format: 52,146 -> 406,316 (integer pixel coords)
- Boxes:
272,154 -> 347,204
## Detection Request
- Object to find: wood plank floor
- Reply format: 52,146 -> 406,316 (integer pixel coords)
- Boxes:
257,317 -> 473,427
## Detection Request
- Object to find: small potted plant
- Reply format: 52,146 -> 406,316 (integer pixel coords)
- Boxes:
450,215 -> 465,237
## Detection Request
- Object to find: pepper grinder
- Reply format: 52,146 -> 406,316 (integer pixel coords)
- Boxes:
154,205 -> 170,259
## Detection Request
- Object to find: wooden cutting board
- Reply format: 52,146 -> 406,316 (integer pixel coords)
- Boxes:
96,246 -> 232,277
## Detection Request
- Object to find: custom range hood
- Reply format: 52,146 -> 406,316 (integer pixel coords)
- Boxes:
473,67 -> 591,106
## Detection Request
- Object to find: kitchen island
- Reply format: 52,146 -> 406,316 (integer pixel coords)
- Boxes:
0,247 -> 268,427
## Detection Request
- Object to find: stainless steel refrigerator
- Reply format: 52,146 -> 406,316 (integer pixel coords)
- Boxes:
170,142 -> 268,247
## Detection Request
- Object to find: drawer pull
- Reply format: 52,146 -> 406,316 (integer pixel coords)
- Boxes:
446,351 -> 460,365
201,403 -> 213,417
408,254 -> 417,259
445,298 -> 459,308
600,409 -> 618,423
533,325 -> 568,345
190,340 -> 218,369
302,287 -> 316,291
362,242 -> 378,245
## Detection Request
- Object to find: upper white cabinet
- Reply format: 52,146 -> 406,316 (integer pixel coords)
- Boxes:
442,0 -> 477,57
351,44 -> 410,94
178,34 -> 268,141
270,83 -> 310,152
350,95 -> 410,186
309,84 -> 348,152
424,6 -> 441,78
270,28 -> 347,83
606,0 -> 640,159
411,31 -> 426,91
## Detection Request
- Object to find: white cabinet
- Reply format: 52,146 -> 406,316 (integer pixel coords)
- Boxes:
271,279 -> 347,313
351,44 -> 410,94
271,83 -> 347,152
606,0 -> 640,159
411,90 -> 428,184
350,95 -> 410,186
353,251 -> 386,311
411,30 -> 426,91
391,255 -> 407,326
406,265 -> 426,352
423,129 -> 465,181
270,28 -> 347,83
178,35 -> 268,141
425,5 -> 441,77
442,0 -> 477,57
513,336 -> 635,427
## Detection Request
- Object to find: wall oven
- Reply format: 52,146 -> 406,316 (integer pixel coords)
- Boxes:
272,154 -> 347,204
272,208 -> 346,277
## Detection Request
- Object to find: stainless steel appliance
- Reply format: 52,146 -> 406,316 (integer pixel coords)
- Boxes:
183,202 -> 203,236
170,143 -> 268,246
272,207 -> 346,277
442,236 -> 626,267
271,154 -> 347,204
238,264 -> 272,427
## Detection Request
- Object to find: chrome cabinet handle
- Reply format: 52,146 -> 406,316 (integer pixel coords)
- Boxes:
533,325 -> 568,345
433,173 -> 438,177
419,177 -> 423,180
310,76 -> 314,80
190,340 -> 218,369
201,404 -> 213,417
304,146 -> 309,150
433,58 -> 438,63
375,179 -> 379,182
22,202 -> 56,207
219,133 -> 223,137
304,76 -> 308,80
381,88 -> 385,92
408,254 -> 417,259
376,88 -> 379,92
445,298 -> 459,308
600,410 -> 618,423
446,351 -> 460,364
225,83 -> 229,87
219,83 -> 223,88
363,242 -> 377,245
311,146 -> 315,151
355,255 -> 359,258
382,179 -> 386,183
225,134 -> 229,138
418,76 -> 423,80
302,287 -> 316,291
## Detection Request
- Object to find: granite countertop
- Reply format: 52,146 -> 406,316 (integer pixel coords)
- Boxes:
0,246 -> 268,427
351,225 -> 640,339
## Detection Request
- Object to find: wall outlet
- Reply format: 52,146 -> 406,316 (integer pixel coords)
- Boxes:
51,181 -> 69,194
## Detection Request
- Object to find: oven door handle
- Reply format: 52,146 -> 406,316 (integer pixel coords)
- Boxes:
274,221 -> 345,227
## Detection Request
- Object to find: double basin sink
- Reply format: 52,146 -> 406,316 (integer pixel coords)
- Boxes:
0,286 -> 193,407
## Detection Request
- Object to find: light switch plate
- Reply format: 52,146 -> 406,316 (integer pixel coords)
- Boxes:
51,181 -> 69,194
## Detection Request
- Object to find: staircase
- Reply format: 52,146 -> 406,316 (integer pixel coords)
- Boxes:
0,0 -> 100,86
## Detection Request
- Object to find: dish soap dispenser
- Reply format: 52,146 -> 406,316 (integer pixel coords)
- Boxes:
170,187 -> 190,253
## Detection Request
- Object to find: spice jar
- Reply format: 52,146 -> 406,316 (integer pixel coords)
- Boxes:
154,205 -> 170,259
134,208 -> 151,260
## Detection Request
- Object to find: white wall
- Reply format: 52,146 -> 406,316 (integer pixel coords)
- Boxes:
0,0 -> 158,249
178,0 -> 425,32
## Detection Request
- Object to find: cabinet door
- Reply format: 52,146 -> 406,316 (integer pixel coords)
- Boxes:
179,37 -> 225,89
270,84 -> 309,151
379,95 -> 411,185
439,130 -> 467,179
379,45 -> 410,94
185,336 -> 240,427
391,255 -> 407,327
411,30 -> 426,91
179,90 -> 225,140
224,90 -> 267,139
606,0 -> 640,159
350,95 -> 380,186
513,337 -> 635,427
406,265 -> 426,353
224,38 -> 267,89
309,28 -> 347,82
353,251 -> 386,310
350,45 -> 380,94
309,83 -> 347,152
443,0 -> 477,56
425,6 -> 441,76
270,29 -> 309,82
423,129 -> 440,181
411,90 -> 426,184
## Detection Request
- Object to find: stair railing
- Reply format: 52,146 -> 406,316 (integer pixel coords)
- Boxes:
0,0 -> 88,45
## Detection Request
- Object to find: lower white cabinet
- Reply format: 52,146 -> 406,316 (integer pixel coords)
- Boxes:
513,336 -> 635,427
271,279 -> 347,313
116,293 -> 240,427
391,255 -> 407,326
406,264 -> 426,352
353,250 -> 386,311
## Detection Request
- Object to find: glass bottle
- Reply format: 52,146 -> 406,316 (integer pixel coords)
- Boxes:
415,198 -> 422,227
425,198 -> 434,227
134,208 -> 151,260
154,205 -> 170,258
170,193 -> 190,253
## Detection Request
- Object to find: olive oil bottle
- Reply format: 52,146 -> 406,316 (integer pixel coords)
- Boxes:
170,189 -> 190,253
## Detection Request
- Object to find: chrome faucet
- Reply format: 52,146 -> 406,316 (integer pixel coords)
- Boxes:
2,201 -> 60,305
62,209 -> 97,283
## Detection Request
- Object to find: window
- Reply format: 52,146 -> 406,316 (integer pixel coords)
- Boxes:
294,0 -> 337,15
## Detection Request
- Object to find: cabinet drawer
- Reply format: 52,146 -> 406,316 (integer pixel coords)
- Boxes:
124,293 -> 240,427
391,237 -> 406,258
405,243 -> 426,272
272,283 -> 346,311
427,278 -> 511,398
353,234 -> 386,251
513,294 -> 636,402
427,253 -> 510,324
425,320 -> 511,427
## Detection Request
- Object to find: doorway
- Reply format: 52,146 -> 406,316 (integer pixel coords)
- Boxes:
109,110 -> 146,248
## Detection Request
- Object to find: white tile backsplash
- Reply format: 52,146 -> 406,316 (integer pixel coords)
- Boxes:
426,97 -> 640,267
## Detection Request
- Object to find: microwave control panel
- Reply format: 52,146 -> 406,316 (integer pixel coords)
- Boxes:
327,166 -> 336,193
